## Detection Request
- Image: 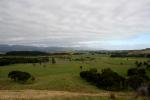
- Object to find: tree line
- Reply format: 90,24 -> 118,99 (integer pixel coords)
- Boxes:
0,57 -> 49,66
5,51 -> 49,56
80,67 -> 150,94
111,54 -> 150,58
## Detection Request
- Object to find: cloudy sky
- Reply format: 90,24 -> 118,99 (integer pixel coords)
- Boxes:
0,0 -> 150,50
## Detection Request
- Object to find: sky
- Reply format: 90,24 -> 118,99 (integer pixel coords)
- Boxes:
0,0 -> 150,50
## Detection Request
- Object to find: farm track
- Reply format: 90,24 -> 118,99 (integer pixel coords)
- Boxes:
0,90 -> 132,100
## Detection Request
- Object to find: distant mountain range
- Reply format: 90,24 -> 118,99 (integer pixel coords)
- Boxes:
0,44 -> 75,53
0,44 -> 150,53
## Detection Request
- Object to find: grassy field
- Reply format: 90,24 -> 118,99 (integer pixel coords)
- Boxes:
0,55 -> 150,100
0,54 -> 149,93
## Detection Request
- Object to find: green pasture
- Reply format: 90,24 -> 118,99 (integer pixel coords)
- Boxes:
0,54 -> 149,92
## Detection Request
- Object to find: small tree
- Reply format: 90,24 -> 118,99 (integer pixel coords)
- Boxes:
127,68 -> 138,76
98,68 -> 125,90
80,66 -> 83,70
52,57 -> 56,64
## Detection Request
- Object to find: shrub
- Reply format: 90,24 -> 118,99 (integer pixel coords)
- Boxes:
8,71 -> 32,83
98,68 -> 125,90
127,68 -> 146,77
80,66 -> 83,70
52,57 -> 56,64
127,75 -> 145,90
80,68 -> 125,91
80,67 -> 149,91
138,68 -> 146,76
127,68 -> 149,90
80,68 -> 99,83
137,62 -> 142,67
127,68 -> 138,76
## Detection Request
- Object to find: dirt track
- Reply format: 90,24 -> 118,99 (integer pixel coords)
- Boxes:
0,90 -> 130,100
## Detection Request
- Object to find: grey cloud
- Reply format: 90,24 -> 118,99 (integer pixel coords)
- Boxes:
0,0 -> 150,49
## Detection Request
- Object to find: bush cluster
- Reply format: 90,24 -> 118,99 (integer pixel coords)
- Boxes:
8,71 -> 33,83
135,61 -> 150,69
80,68 -> 125,91
127,68 -> 149,90
80,67 -> 150,91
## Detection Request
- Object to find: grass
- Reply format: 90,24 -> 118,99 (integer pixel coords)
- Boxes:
0,95 -> 136,100
21,96 -> 135,100
0,54 -> 149,93
0,90 -> 146,100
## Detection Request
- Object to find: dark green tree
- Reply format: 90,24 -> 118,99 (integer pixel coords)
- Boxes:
8,71 -> 32,83
52,57 -> 56,64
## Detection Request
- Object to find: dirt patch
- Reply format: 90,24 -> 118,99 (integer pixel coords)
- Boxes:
0,90 -> 132,100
